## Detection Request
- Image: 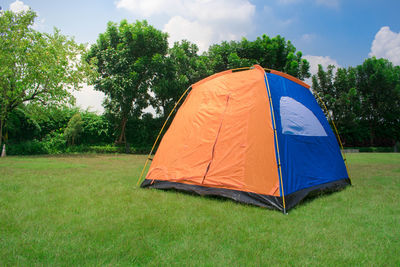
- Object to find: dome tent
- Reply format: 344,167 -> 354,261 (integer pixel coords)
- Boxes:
139,65 -> 351,213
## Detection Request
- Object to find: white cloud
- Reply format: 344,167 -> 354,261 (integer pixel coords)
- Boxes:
9,0 -> 29,13
163,16 -> 213,52
115,0 -> 255,52
303,55 -> 341,76
303,55 -> 340,85
72,84 -> 105,114
369,26 -> 400,65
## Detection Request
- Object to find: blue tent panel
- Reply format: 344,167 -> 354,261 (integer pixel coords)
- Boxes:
266,73 -> 349,196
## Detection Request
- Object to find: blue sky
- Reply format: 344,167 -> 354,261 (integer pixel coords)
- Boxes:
4,0 -> 400,112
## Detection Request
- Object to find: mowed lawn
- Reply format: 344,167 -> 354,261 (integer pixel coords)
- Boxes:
0,153 -> 399,266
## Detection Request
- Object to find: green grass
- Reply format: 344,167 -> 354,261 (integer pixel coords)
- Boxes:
0,153 -> 399,266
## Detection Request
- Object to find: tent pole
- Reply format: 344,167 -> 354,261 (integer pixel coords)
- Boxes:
137,85 -> 192,186
314,92 -> 351,182
230,66 -> 251,72
264,72 -> 287,214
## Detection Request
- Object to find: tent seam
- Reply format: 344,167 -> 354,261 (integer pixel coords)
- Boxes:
201,94 -> 231,184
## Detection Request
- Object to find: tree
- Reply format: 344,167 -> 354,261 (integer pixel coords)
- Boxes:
151,40 -> 211,117
64,113 -> 83,145
356,57 -> 400,145
206,35 -> 311,80
0,10 -> 88,152
86,20 -> 168,147
312,58 -> 400,146
312,64 -> 364,145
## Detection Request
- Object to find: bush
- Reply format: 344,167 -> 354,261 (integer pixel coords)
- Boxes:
42,131 -> 67,154
64,113 -> 83,146
347,147 -> 395,153
6,141 -> 151,156
89,145 -> 120,153
64,144 -> 152,154
131,146 -> 152,154
7,140 -> 49,155
65,145 -> 91,153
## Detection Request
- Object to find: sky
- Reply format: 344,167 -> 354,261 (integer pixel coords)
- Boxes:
3,0 -> 400,113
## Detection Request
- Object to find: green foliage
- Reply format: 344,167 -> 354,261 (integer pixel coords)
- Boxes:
80,112 -> 112,144
0,154 -> 399,265
6,142 -> 151,155
87,20 -> 169,144
43,131 -> 67,154
6,140 -> 49,155
124,113 -> 162,151
7,131 -> 66,155
5,105 -> 117,154
151,40 -> 211,117
357,147 -> 395,152
0,10 -> 89,148
356,58 -> 400,144
312,57 -> 400,146
64,113 -> 83,145
6,105 -> 74,142
206,35 -> 311,80
85,145 -> 119,153
5,107 -> 42,142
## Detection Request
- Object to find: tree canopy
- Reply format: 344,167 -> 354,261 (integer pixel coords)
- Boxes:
312,57 -> 400,146
86,20 -> 168,145
151,40 -> 211,117
0,9 -> 88,149
206,35 -> 311,80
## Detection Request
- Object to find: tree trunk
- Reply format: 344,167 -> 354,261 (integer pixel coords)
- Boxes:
117,116 -> 131,154
0,118 -> 4,158
369,121 -> 374,146
0,118 -> 3,151
116,116 -> 128,145
125,142 -> 131,154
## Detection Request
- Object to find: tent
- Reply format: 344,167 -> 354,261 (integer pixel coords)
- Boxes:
139,65 -> 351,213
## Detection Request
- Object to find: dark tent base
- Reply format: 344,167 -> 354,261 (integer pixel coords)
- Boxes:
141,178 -> 351,213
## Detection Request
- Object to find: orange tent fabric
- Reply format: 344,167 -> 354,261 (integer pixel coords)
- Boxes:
146,65 -> 280,196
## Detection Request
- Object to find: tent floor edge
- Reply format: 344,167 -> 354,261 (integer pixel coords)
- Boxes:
140,178 -> 351,212
141,179 -> 283,211
284,178 -> 351,211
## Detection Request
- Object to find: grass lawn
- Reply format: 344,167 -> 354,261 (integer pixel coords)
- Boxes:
0,153 -> 399,266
